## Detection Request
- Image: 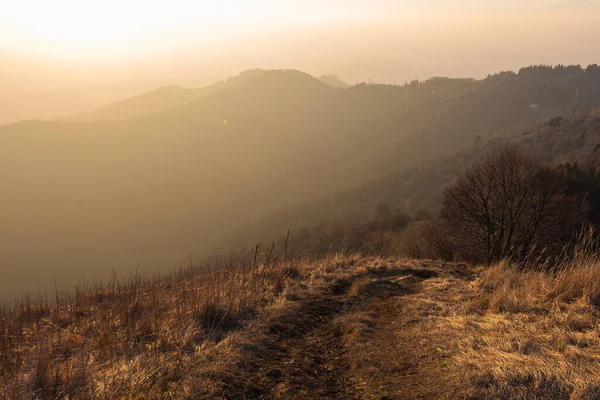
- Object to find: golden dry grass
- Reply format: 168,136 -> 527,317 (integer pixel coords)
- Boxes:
5,247 -> 600,399
0,250 -> 366,399
391,247 -> 600,399
308,252 -> 600,399
452,260 -> 600,399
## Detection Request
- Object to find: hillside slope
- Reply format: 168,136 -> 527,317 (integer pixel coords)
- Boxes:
2,66 -> 600,300
221,110 -> 600,250
5,255 -> 600,399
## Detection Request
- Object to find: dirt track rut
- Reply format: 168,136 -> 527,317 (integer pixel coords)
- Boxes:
202,261 -> 467,399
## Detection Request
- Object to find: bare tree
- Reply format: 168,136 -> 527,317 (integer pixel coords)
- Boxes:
440,146 -> 583,264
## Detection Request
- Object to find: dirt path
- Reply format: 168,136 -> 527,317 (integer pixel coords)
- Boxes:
197,260 -> 473,399
213,277 -> 357,399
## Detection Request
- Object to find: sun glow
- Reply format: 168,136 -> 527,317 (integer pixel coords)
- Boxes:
3,0 -> 585,61
0,0 -> 386,60
1,1 -> 236,58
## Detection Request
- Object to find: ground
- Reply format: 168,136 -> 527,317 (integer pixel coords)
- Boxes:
188,258 -> 476,399
6,256 -> 600,399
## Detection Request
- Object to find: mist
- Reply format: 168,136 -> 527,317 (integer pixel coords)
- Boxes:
1,1 -> 600,301
6,2 -> 600,397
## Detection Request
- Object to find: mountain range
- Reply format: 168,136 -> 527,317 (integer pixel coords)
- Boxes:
1,64 -> 600,299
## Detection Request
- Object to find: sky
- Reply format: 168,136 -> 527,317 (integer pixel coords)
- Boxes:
0,0 -> 575,59
1,0 -> 599,126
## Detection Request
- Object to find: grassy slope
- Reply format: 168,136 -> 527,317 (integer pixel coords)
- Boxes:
4,252 -> 600,399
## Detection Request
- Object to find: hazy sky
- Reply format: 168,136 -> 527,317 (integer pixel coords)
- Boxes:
0,0 -> 578,59
1,0 -> 599,126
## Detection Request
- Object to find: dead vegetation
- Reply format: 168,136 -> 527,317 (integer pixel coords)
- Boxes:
5,245 -> 600,399
0,243 -> 321,399
393,231 -> 600,399
452,246 -> 600,399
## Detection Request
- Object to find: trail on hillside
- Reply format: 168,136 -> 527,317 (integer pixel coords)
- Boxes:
195,261 -> 473,399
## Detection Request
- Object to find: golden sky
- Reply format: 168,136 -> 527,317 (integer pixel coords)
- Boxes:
0,0 -> 584,60
1,0 -> 598,126
0,0 -> 376,58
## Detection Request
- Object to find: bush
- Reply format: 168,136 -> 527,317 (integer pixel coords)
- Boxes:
420,219 -> 456,261
397,222 -> 430,259
397,220 -> 455,261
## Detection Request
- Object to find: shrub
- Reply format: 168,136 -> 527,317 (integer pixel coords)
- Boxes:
397,219 -> 455,261
397,223 -> 429,259
420,219 -> 456,261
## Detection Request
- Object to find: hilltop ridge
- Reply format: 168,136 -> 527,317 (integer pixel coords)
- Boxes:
69,69 -> 349,122
2,65 -> 600,300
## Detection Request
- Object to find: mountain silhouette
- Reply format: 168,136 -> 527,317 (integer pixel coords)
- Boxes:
318,74 -> 350,88
2,65 -> 600,299
71,69 -> 265,121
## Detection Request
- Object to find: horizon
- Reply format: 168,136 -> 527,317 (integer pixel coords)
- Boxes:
2,0 -> 599,63
1,0 -> 600,296
5,2 -> 600,397
3,1 -> 586,59
2,0 -> 600,126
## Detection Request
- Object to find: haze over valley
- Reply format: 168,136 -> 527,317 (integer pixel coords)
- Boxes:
1,1 -> 600,297
4,2 -> 600,398
2,64 -> 600,299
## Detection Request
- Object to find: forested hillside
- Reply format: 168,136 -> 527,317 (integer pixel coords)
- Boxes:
2,65 -> 600,299
220,109 -> 600,252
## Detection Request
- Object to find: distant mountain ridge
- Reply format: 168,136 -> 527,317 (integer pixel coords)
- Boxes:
71,70 -> 350,121
318,74 -> 350,88
2,64 -> 600,299
71,69 -> 265,121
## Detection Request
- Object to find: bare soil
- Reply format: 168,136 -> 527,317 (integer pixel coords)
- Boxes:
194,260 -> 475,399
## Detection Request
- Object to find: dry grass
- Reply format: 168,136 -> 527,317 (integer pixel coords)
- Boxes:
452,258 -> 600,399
5,233 -> 600,399
0,244 -> 337,399
419,234 -> 600,399
318,239 -> 600,399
